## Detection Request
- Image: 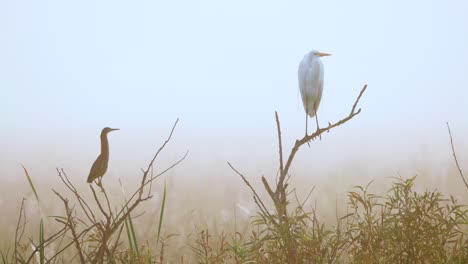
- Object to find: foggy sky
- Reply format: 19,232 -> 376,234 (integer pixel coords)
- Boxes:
1,0 -> 468,187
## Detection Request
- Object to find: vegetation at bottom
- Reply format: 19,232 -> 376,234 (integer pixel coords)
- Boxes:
189,176 -> 468,264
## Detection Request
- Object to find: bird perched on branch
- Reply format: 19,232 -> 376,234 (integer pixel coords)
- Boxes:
298,50 -> 331,135
87,127 -> 119,186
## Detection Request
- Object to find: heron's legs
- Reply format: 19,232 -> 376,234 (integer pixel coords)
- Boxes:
315,112 -> 322,140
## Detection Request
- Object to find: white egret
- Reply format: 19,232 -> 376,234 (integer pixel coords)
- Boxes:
298,50 -> 331,135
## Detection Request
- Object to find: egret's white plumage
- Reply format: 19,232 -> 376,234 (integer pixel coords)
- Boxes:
298,50 -> 331,134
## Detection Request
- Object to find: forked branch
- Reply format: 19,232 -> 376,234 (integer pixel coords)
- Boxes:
275,84 -> 368,198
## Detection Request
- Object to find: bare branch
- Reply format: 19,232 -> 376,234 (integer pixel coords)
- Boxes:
113,150 -> 189,223
227,162 -> 273,220
446,122 -> 468,190
26,217 -> 71,264
57,168 -> 97,224
275,111 -> 284,175
47,224 -> 96,263
54,190 -> 86,264
350,84 -> 368,115
90,185 -> 111,221
98,184 -> 114,222
110,224 -> 125,257
140,118 -> 180,197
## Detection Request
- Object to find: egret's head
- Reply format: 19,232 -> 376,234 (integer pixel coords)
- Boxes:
101,127 -> 120,135
311,50 -> 332,58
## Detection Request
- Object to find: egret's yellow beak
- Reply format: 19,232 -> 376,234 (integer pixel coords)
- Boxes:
317,52 -> 332,57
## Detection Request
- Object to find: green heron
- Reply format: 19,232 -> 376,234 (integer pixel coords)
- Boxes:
87,127 -> 119,185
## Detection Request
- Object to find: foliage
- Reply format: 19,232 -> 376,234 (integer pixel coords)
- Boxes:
190,177 -> 468,264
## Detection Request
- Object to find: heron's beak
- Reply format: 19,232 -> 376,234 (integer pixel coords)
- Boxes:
110,128 -> 120,132
317,52 -> 332,57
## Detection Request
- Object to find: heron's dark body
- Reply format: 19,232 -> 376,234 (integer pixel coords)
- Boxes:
87,128 -> 114,183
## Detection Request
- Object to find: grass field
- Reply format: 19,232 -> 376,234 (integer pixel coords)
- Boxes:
1,160 -> 467,263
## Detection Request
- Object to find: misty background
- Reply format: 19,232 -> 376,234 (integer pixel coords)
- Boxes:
1,0 -> 468,203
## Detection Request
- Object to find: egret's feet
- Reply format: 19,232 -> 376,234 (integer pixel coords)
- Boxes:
315,126 -> 322,141
305,132 -> 311,147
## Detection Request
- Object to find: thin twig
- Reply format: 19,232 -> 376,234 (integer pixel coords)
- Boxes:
54,191 -> 86,264
26,221 -> 70,264
350,84 -> 367,115
275,111 -> 284,175
227,162 -> 273,220
97,183 -> 114,223
110,224 -> 125,257
46,225 -> 96,263
97,140 -> 188,258
113,150 -> 189,223
446,122 -> 468,190
57,168 -> 97,224
140,118 -> 179,197
90,185 -> 110,221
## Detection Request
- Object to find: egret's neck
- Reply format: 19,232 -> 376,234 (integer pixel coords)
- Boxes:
100,133 -> 109,159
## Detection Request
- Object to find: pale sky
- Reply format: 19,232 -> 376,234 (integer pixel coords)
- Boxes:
1,1 -> 468,184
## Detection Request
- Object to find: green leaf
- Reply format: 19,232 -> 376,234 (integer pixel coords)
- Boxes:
21,165 -> 39,202
127,210 -> 140,262
156,181 -> 167,249
39,219 -> 45,264
0,250 -> 8,264
124,215 -> 134,254
15,251 -> 26,264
